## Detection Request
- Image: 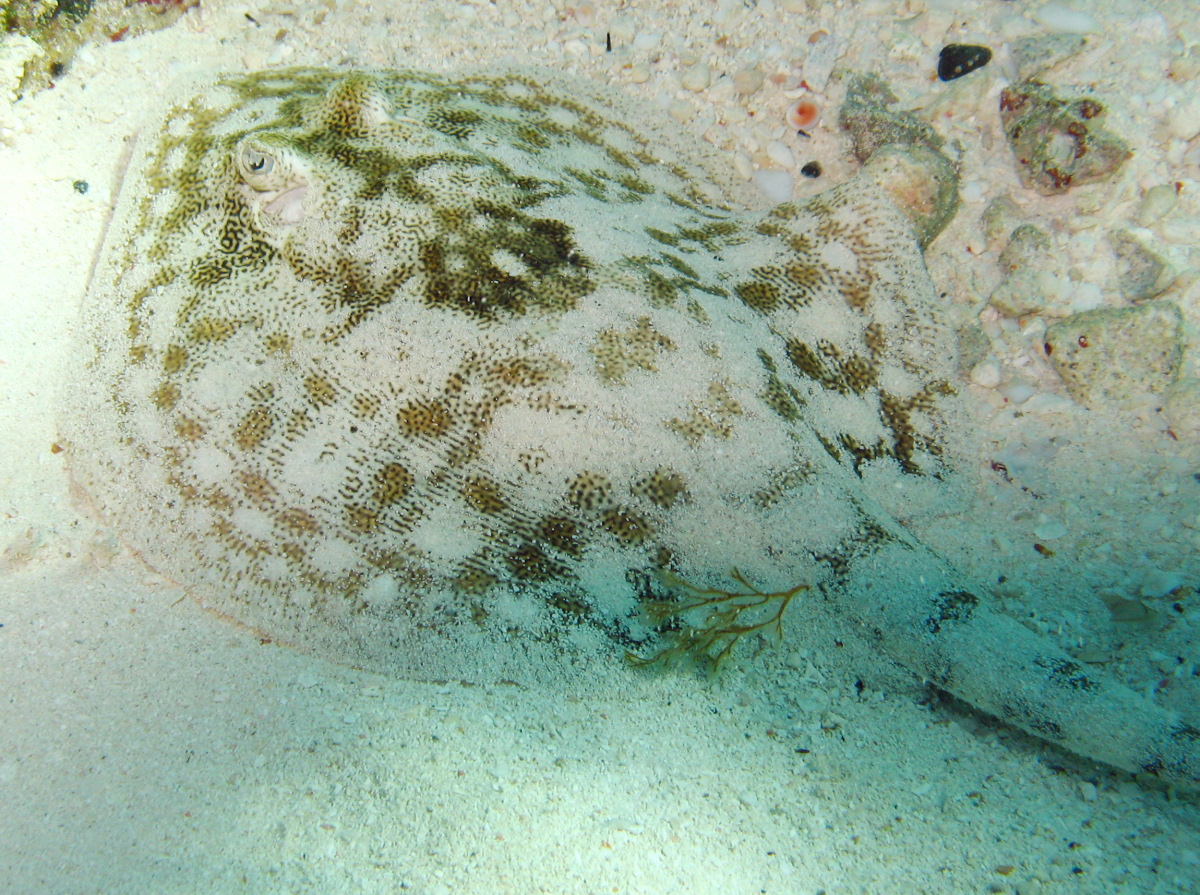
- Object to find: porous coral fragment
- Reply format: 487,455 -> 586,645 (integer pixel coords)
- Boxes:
999,80 -> 1131,196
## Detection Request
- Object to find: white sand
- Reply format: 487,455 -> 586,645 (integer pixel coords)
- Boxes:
1,1 -> 1197,893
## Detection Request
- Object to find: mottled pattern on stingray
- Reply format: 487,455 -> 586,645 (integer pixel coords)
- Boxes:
63,67 -> 967,681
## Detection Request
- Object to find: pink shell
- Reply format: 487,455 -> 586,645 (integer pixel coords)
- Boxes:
786,98 -> 820,130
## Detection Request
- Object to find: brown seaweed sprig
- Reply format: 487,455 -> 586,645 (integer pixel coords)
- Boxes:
628,569 -> 808,672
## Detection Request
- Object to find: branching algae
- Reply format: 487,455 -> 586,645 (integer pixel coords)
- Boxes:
630,570 -> 809,673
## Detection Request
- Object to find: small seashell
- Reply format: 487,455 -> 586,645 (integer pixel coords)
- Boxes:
752,168 -> 793,203
1141,569 -> 1184,599
1137,184 -> 1178,226
766,140 -> 795,169
733,151 -> 755,181
668,100 -> 692,123
681,62 -> 711,92
570,2 -> 597,26
1033,518 -> 1068,540
969,357 -> 1002,389
937,44 -> 992,82
1034,2 -> 1100,34
732,68 -> 765,96
627,61 -> 651,84
785,97 -> 820,130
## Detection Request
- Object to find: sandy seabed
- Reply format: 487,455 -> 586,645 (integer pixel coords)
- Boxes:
1,1 -> 1198,893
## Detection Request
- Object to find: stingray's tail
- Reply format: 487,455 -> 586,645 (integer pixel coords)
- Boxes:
827,538 -> 1200,790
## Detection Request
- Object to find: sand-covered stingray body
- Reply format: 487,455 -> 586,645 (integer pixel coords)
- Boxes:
63,68 -> 1199,787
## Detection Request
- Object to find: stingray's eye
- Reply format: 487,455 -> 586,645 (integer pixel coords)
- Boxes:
238,144 -> 277,187
243,147 -> 273,175
235,137 -> 289,190
232,134 -> 309,223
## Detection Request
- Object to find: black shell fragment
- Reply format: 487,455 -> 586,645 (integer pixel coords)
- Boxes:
938,44 -> 992,81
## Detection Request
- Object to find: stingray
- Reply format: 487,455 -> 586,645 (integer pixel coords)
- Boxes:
62,67 -> 1199,788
